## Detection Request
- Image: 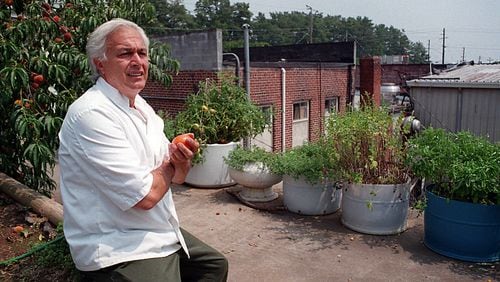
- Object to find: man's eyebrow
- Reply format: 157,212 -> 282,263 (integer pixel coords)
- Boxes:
116,47 -> 147,52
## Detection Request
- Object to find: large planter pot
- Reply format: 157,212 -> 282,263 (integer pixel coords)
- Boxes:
185,142 -> 238,188
282,176 -> 342,215
228,163 -> 282,202
424,188 -> 500,262
341,181 -> 411,235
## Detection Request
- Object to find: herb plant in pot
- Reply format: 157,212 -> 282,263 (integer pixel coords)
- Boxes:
224,145 -> 282,202
175,74 -> 267,188
274,140 -> 342,215
406,127 -> 500,262
326,104 -> 412,235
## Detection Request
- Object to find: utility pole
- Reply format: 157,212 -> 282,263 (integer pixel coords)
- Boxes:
428,40 -> 432,74
242,24 -> 251,148
441,28 -> 446,64
306,5 -> 313,44
242,24 -> 251,99
462,47 -> 465,62
427,40 -> 431,63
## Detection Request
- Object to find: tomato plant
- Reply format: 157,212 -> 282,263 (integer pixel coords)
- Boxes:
1,0 -> 179,196
175,74 -> 268,145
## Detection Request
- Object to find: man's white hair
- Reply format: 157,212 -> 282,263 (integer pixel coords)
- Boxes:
86,18 -> 150,81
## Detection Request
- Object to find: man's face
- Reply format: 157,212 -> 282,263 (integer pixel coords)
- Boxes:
94,27 -> 149,102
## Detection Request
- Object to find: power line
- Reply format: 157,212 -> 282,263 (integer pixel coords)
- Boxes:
447,46 -> 500,51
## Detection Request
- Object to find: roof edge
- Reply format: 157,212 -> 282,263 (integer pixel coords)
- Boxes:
407,80 -> 500,89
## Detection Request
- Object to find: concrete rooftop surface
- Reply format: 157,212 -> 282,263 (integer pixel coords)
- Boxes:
172,183 -> 498,282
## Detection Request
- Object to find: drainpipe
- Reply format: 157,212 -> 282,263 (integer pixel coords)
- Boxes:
242,24 -> 251,99
223,53 -> 241,86
347,64 -> 354,107
281,68 -> 286,152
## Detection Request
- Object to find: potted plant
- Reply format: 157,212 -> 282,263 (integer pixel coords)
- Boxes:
406,127 -> 500,262
326,104 -> 412,235
224,145 -> 282,202
273,140 -> 342,215
175,74 -> 268,187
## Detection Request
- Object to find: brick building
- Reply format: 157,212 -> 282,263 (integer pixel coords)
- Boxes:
142,30 -> 390,152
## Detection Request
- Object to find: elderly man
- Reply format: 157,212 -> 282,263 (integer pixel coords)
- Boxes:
58,18 -> 228,281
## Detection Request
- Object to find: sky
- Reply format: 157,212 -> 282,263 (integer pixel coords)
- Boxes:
183,0 -> 500,64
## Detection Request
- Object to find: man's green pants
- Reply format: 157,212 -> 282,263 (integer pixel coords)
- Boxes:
79,228 -> 228,282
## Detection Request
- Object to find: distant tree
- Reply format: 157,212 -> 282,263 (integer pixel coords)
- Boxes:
194,0 -> 252,50
312,14 -> 341,43
251,11 -> 310,46
0,0 -> 178,196
146,2 -> 429,61
340,16 -> 378,57
194,0 -> 233,29
408,41 -> 428,63
231,2 -> 252,29
248,13 -> 429,62
150,0 -> 195,33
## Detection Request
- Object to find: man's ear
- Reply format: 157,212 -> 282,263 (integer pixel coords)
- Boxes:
94,58 -> 104,75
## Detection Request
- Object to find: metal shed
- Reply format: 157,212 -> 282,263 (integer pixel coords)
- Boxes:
407,64 -> 500,142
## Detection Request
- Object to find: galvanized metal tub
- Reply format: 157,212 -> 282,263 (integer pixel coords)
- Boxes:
341,182 -> 411,235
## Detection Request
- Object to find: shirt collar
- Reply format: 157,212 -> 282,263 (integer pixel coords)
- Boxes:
96,77 -> 136,109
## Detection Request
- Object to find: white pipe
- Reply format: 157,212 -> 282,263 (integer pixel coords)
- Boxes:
281,68 -> 286,152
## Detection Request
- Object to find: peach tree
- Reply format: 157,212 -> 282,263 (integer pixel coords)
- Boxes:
0,0 -> 178,196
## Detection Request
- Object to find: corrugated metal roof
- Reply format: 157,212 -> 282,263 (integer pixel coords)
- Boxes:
407,64 -> 500,88
424,64 -> 500,82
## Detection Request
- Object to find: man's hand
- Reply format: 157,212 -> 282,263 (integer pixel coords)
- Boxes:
169,135 -> 199,184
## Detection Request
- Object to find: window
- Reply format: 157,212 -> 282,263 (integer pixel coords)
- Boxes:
325,97 -> 339,116
292,101 -> 309,147
293,101 -> 309,121
261,105 -> 273,124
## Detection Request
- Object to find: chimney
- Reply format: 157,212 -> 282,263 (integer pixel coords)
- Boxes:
359,56 -> 381,107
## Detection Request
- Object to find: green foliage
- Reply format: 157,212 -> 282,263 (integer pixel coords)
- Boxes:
32,225 -> 79,280
175,73 -> 267,145
1,0 -> 177,195
157,110 -> 176,140
224,145 -> 279,173
274,140 -> 340,185
325,103 -> 409,184
149,0 -> 196,31
407,128 -> 500,205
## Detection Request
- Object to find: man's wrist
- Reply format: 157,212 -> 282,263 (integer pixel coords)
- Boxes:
157,161 -> 174,183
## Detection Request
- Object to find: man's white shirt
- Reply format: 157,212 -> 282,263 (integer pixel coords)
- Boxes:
58,78 -> 187,271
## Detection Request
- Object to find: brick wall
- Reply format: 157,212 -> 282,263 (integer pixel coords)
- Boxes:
359,57 -> 382,106
381,64 -> 432,85
142,70 -> 218,116
250,65 -> 350,151
354,63 -> 440,88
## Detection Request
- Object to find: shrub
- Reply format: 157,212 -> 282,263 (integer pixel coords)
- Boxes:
407,127 -> 500,205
